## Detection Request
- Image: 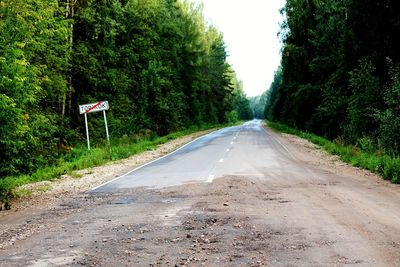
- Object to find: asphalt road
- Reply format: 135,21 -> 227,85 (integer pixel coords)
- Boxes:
93,119 -> 298,192
1,120 -> 400,266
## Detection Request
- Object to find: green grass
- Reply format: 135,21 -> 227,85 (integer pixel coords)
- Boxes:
14,188 -> 33,198
0,122 -> 238,208
267,121 -> 400,184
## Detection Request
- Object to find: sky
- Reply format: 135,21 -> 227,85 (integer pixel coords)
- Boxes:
191,0 -> 285,97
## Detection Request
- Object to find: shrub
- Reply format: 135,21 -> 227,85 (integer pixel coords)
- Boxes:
383,158 -> 400,183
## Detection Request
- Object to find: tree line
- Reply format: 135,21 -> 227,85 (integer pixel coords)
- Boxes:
265,0 -> 400,155
0,0 -> 252,178
249,93 -> 267,119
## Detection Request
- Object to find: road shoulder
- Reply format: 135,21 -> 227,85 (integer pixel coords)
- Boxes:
0,129 -> 215,249
263,122 -> 397,188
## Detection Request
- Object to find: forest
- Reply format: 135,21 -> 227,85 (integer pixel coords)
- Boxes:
249,93 -> 267,120
265,0 -> 400,157
0,0 -> 253,179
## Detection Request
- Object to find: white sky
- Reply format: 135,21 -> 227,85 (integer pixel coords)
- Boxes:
191,0 -> 285,97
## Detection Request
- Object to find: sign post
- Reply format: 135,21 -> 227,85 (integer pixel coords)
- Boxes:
79,101 -> 110,150
103,110 -> 110,145
84,113 -> 90,150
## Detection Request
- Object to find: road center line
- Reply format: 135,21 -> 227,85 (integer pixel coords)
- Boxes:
226,148 -> 230,152
230,141 -> 234,145
219,158 -> 224,163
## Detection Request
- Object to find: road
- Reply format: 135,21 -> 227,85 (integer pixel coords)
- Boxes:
1,120 -> 400,266
93,120 -> 297,191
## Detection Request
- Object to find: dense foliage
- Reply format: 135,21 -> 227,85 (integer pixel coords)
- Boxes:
265,0 -> 400,155
0,0 -> 251,178
249,92 -> 267,119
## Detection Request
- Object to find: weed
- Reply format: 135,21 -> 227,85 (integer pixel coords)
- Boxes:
334,136 -> 346,147
14,188 -> 33,198
70,172 -> 83,179
36,184 -> 52,192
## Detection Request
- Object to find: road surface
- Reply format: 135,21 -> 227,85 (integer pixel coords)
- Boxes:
0,120 -> 400,266
93,120 -> 299,191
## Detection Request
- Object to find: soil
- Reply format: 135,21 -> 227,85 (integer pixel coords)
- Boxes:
0,126 -> 399,266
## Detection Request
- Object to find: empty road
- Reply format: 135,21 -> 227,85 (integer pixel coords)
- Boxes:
93,120 -> 299,191
1,120 -> 400,266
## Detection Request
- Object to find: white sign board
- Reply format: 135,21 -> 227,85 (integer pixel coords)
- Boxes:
79,100 -> 110,150
79,101 -> 109,114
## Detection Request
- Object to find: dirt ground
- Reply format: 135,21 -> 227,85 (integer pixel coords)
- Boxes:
0,127 -> 400,266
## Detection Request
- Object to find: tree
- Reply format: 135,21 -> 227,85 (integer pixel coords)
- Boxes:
0,0 -> 247,177
266,0 -> 400,153
377,61 -> 400,154
0,0 -> 73,176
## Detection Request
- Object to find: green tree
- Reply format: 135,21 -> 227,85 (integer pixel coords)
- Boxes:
0,0 -> 245,178
0,0 -> 72,176
345,58 -> 381,142
264,69 -> 282,121
267,0 -> 400,151
377,61 -> 400,154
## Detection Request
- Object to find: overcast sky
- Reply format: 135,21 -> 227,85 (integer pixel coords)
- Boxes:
190,0 -> 285,97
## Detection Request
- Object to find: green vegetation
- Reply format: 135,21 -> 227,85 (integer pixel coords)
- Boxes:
264,0 -> 400,182
249,92 -> 267,119
0,123 -> 234,207
0,0 -> 253,206
268,121 -> 400,184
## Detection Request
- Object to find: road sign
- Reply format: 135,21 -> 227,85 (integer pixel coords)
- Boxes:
79,101 -> 109,114
79,101 -> 110,151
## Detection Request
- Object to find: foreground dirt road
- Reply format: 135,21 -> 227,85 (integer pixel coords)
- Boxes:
1,121 -> 399,266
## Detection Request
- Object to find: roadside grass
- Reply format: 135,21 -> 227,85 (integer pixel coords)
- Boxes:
0,123 -> 237,208
267,121 -> 400,184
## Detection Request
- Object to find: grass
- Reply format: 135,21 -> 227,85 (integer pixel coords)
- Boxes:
0,122 -> 237,208
70,172 -> 83,179
36,184 -> 53,193
14,188 -> 33,198
267,121 -> 400,184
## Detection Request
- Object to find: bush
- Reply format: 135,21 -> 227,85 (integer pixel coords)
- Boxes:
382,157 -> 400,183
225,110 -> 239,123
356,137 -> 376,154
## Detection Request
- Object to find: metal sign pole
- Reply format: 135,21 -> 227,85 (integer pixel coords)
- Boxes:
84,113 -> 90,150
103,110 -> 110,151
